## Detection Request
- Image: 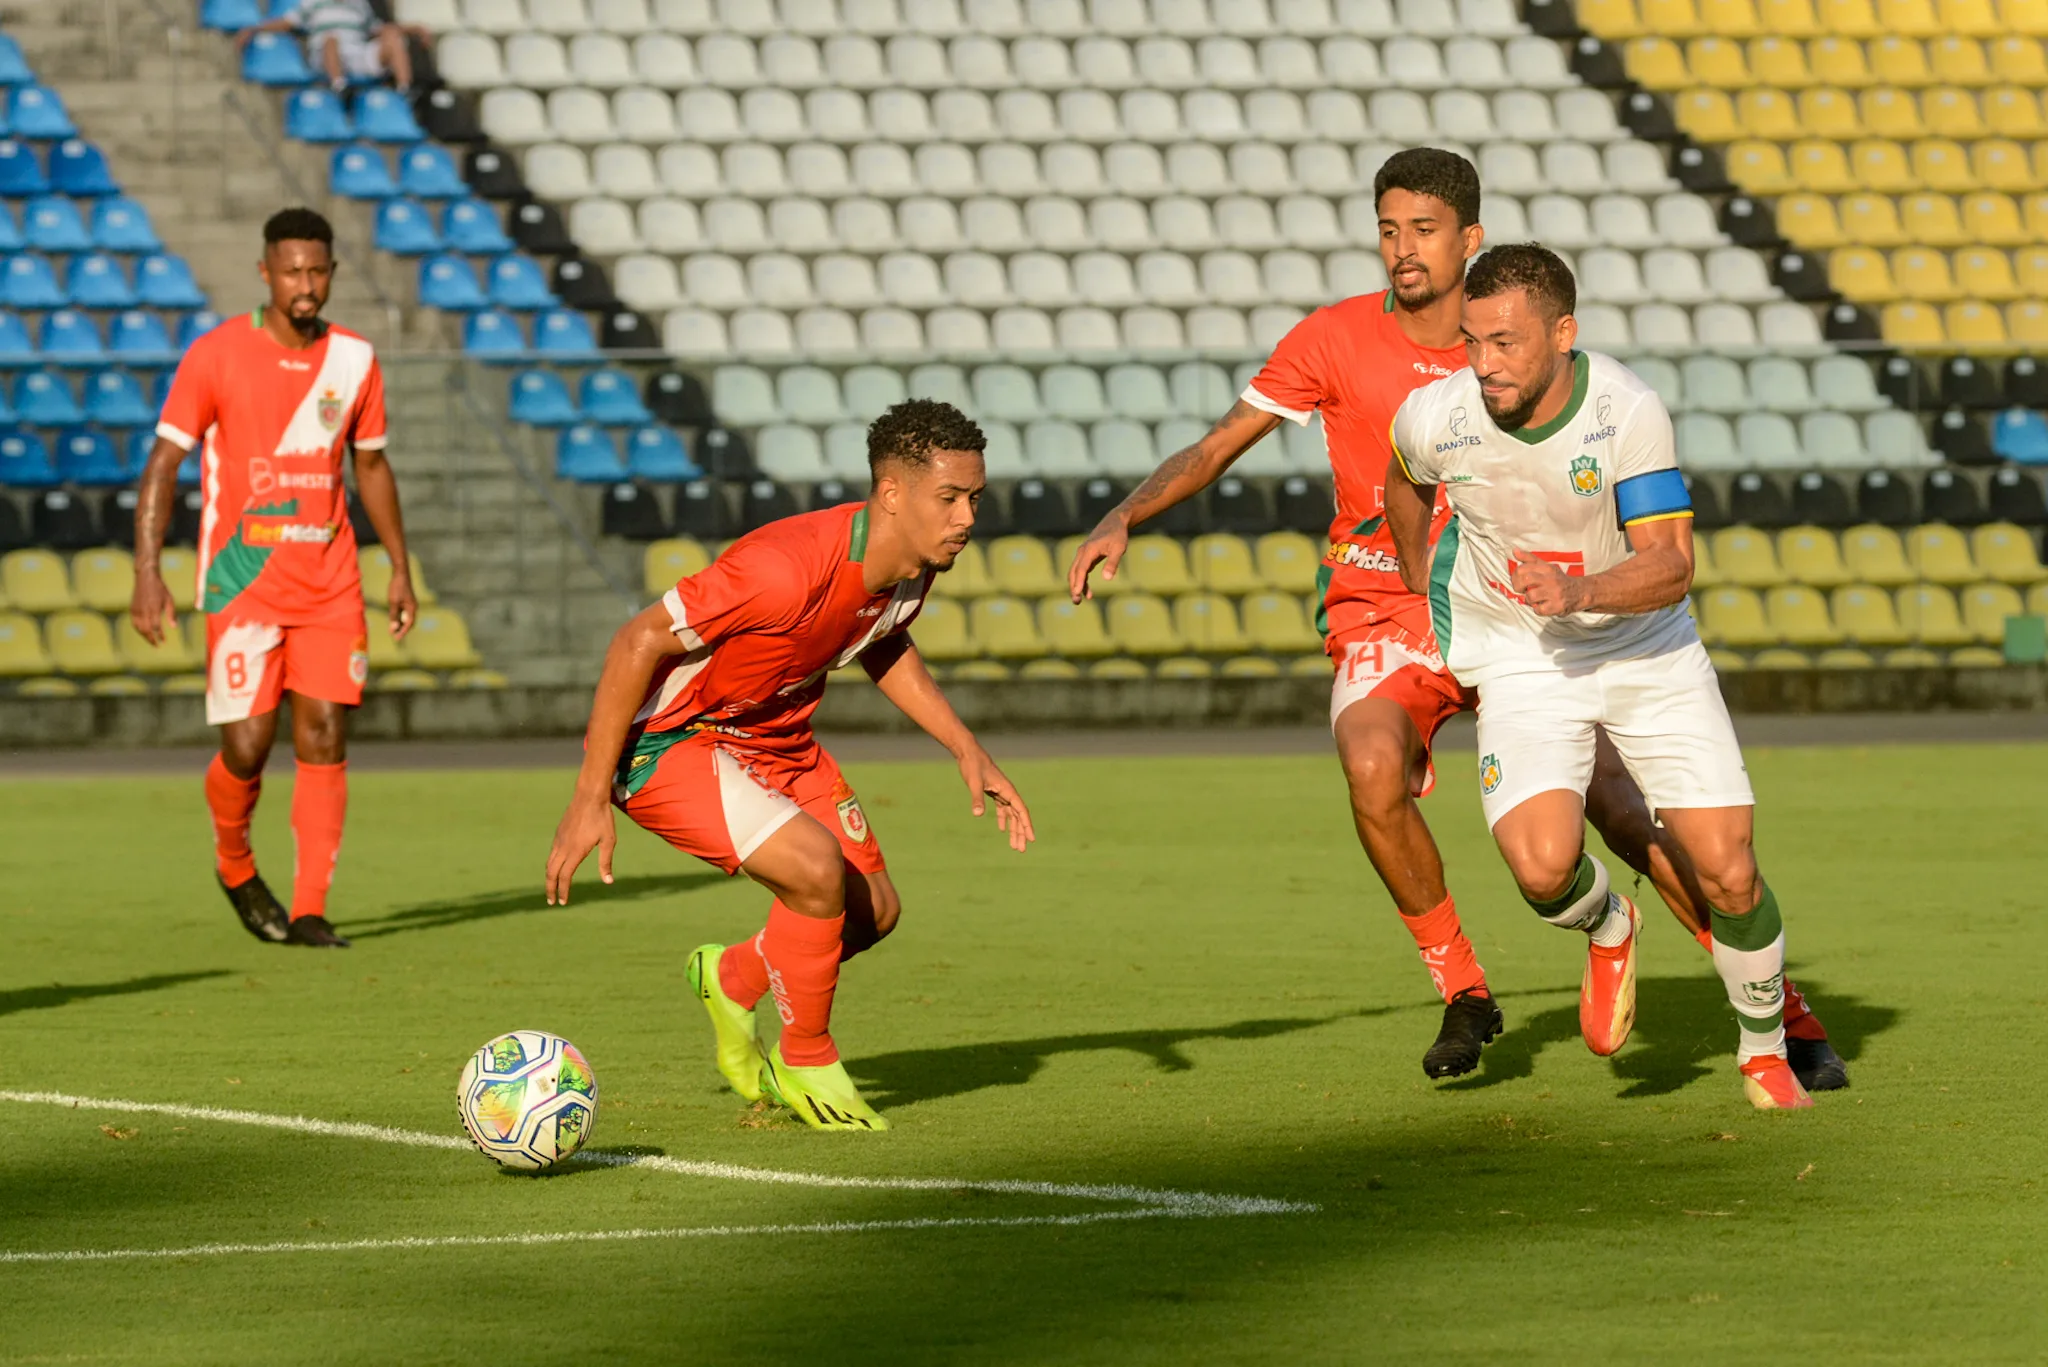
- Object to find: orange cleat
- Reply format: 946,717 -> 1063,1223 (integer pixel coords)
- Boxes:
1580,896 -> 1641,1057
1741,1054 -> 1815,1110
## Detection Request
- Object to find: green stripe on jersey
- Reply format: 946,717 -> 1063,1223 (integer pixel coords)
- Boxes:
614,726 -> 701,798
1427,514 -> 1461,656
1503,352 -> 1591,446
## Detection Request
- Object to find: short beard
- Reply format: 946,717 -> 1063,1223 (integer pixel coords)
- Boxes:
1483,358 -> 1562,432
284,303 -> 326,337
1390,273 -> 1441,310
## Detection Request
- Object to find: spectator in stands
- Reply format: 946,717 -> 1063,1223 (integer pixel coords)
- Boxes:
235,0 -> 432,94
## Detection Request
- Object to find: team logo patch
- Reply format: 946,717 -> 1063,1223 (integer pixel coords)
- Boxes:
1569,453 -> 1603,497
835,793 -> 871,844
348,649 -> 369,685
1740,973 -> 1784,1009
1479,753 -> 1502,795
317,387 -> 342,432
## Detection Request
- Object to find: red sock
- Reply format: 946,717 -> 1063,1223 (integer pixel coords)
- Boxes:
205,754 -> 261,886
290,760 -> 348,921
718,930 -> 770,1010
759,900 -> 846,1066
1399,895 -> 1488,1003
1694,928 -> 1824,1038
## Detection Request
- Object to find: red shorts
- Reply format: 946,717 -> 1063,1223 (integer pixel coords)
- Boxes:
205,615 -> 368,725
614,730 -> 884,877
1328,625 -> 1476,795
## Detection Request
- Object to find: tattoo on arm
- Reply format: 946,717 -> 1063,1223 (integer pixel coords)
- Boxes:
1115,399 -> 1265,524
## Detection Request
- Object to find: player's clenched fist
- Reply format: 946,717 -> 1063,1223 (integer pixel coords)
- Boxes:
1510,557 -> 1585,617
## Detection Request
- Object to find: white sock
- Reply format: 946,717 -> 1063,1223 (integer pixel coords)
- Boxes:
1527,854 -> 1611,932
1588,894 -> 1634,949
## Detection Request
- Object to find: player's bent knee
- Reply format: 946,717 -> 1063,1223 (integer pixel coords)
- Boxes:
1495,830 -> 1583,902
1337,728 -> 1413,812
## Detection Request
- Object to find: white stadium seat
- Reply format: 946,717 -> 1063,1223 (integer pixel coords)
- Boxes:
482,88 -> 550,144
572,198 -> 645,253
437,33 -> 507,87
524,142 -> 594,197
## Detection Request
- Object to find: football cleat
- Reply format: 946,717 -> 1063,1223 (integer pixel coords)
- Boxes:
1787,1035 -> 1850,1092
686,943 -> 763,1102
1741,1054 -> 1814,1110
761,1043 -> 889,1132
1579,895 -> 1641,1057
1423,989 -> 1503,1079
219,873 -> 290,943
283,915 -> 350,948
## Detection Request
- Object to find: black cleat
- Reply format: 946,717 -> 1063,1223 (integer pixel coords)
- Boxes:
284,915 -> 351,948
220,873 -> 290,943
1788,1034 -> 1848,1091
1424,989 -> 1504,1079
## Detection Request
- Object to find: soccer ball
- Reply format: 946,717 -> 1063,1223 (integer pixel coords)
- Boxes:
456,1030 -> 599,1171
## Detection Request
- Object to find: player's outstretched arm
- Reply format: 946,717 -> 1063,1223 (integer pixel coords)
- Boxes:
128,436 -> 186,646
1066,400 -> 1281,602
1512,518 -> 1695,618
1383,453 -> 1439,598
866,640 -> 1035,853
545,603 -> 695,904
353,445 -> 418,641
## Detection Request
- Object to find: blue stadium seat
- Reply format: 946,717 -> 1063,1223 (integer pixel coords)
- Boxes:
136,255 -> 206,309
418,254 -> 487,311
0,384 -> 16,423
0,429 -> 55,487
242,32 -> 313,86
329,144 -> 397,199
1,255 -> 64,308
199,0 -> 263,29
396,144 -> 465,199
15,370 -> 81,425
0,311 -> 34,366
39,309 -> 103,363
1995,409 -> 2048,466
508,368 -> 579,426
373,198 -> 441,254
284,87 -> 354,143
0,202 -> 22,252
556,424 -> 627,482
625,424 -> 699,481
177,447 -> 201,485
0,139 -> 47,195
56,428 -> 126,486
111,310 -> 176,364
355,88 -> 424,143
48,140 -> 116,195
90,197 -> 161,253
125,427 -> 154,472
486,253 -> 555,310
23,196 -> 90,252
149,368 -> 173,412
0,37 -> 32,86
441,198 -> 512,253
462,308 -> 528,362
580,368 -> 653,425
534,309 -> 600,360
175,310 -> 223,352
66,253 -> 136,309
84,370 -> 153,427
9,86 -> 75,139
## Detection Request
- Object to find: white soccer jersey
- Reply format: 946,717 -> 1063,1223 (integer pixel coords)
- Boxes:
1390,350 -> 1697,685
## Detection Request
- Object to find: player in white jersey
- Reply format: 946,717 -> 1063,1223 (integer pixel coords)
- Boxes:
1383,244 -> 1815,1110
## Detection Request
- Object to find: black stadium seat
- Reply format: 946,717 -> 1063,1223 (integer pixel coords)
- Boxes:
1208,476 -> 1270,534
32,489 -> 98,550
1789,471 -> 1852,528
552,257 -> 619,313
1719,196 -> 1777,249
1856,469 -> 1916,527
1823,302 -> 1882,344
417,88 -> 483,144
1275,475 -> 1334,537
645,369 -> 714,428
740,480 -> 799,531
1008,479 -> 1074,537
670,479 -> 732,540
695,426 -> 753,479
1932,408 -> 1995,466
601,481 -> 668,540
1922,467 -> 1986,526
1877,355 -> 1927,410
2004,356 -> 2048,410
462,145 -> 525,200
509,199 -> 573,255
1684,471 -> 1726,529
0,494 -> 27,551
1727,471 -> 1788,528
1988,466 -> 2047,527
600,309 -> 660,354
170,487 -> 203,545
1072,477 -> 1126,535
1938,356 -> 2003,410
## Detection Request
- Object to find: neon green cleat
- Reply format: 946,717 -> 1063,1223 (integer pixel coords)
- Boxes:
686,944 -> 763,1102
761,1042 -> 890,1132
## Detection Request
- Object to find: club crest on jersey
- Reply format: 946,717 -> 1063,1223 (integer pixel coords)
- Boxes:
317,388 -> 342,432
1479,753 -> 1502,795
836,793 -> 871,843
1569,453 -> 1603,497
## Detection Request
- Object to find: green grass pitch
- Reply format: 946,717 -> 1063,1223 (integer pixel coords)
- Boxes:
2,740 -> 2044,1365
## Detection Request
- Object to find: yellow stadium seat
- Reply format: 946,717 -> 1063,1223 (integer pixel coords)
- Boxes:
1779,525 -> 1855,586
1643,0 -> 1706,29
1037,596 -> 1117,657
969,595 -> 1048,659
1852,138 -> 1919,191
1776,195 -> 1845,248
1931,38 -> 1992,85
18,676 -> 78,697
158,548 -> 197,612
1961,191 -> 2029,244
1710,526 -> 1788,586
448,669 -> 508,689
2015,247 -> 2048,295
1817,646 -> 1877,667
641,538 -> 710,596
1752,647 -> 1815,668
360,546 -> 437,606
1758,0 -> 1824,34
374,669 -> 440,692
1830,246 -> 1898,300
1880,0 -> 1942,30
1899,192 -> 1967,246
1960,581 -> 2027,639
1173,593 -> 1250,653
1839,193 -> 1908,245
1984,88 -> 2048,138
2008,300 -> 2048,346
1751,35 -> 1814,84
1881,300 -> 1947,343
1906,523 -> 1982,583
1105,593 -> 1184,655
1792,138 -> 1861,192
1626,37 -> 1692,90
1155,656 -> 1215,679
1765,584 -> 1843,644
934,539 -> 995,599
1869,35 -> 1935,86
1087,658 -> 1148,680
1706,647 -> 1749,671
2,549 -> 76,612
1736,88 -> 1803,139
116,615 -> 199,673
1818,0 -> 1883,31
986,536 -> 1063,597
162,672 -> 206,694
952,660 -> 1014,681
1241,592 -> 1322,653
1810,35 -> 1876,85
365,622 -> 410,670
1964,139 -> 2027,191
1726,140 -> 1798,193
1833,583 -> 1911,642
1897,584 -> 1974,643
1940,0 -> 2004,32
1701,0 -> 1765,32
407,607 -> 483,669
1797,87 -> 1863,138
70,547 -> 134,613
1120,535 -> 1196,595
1947,644 -> 2008,666
1945,300 -> 2004,349
1220,656 -> 1283,678
86,674 -> 149,697
1923,88 -> 1985,139
45,610 -> 122,675
1288,653 -> 1334,677
1255,532 -> 1321,593
1580,0 -> 1646,37
1970,522 -> 2048,583
1188,534 -> 1262,593
2008,0 -> 2048,32
1954,248 -> 2019,300
1892,246 -> 1960,300
1691,530 -> 1721,587
1842,524 -> 1916,584
1859,87 -> 1926,139
908,597 -> 976,660
0,610 -> 53,675
1674,89 -> 1742,139
1989,35 -> 2048,82
1054,535 -> 1134,598
1698,586 -> 1777,646
1689,37 -> 1752,86
1017,658 -> 1082,680
2031,583 -> 2048,616
183,613 -> 206,658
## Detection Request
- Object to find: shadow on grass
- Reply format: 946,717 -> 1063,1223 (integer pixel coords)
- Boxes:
500,1144 -> 672,1180
0,970 -> 233,1019
347,872 -> 726,940
1446,972 -> 1901,1098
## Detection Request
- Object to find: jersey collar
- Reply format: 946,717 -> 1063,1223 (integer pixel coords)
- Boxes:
847,506 -> 869,564
1502,351 -> 1590,445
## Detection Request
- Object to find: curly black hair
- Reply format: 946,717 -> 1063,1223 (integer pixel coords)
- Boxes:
867,398 -> 986,475
1464,243 -> 1577,322
263,206 -> 334,249
1373,147 -> 1482,229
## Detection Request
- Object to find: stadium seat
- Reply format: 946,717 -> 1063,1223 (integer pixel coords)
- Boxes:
357,89 -> 426,144
1959,580 -> 2026,641
1121,534 -> 1197,594
986,534 -> 1063,595
1970,522 -> 2048,583
66,254 -> 135,310
1832,583 -> 1911,643
25,197 -> 90,252
331,145 -> 398,199
1,255 -> 64,309
534,309 -> 601,358
242,32 -> 314,85
931,539 -> 993,598
908,596 -> 977,660
1240,590 -> 1322,653
625,424 -> 699,479
579,369 -> 652,425
8,84 -> 74,139
1897,584 -> 1974,644
407,607 -> 484,669
1779,525 -> 1854,586
444,198 -> 514,253
44,609 -> 121,674
1188,532 -> 1262,593
1037,595 -> 1117,656
56,430 -> 126,487
1106,592 -> 1184,654
1841,523 -> 1917,584
1906,524 -> 1981,584
39,310 -> 102,363
71,547 -> 133,612
641,537 -> 710,595
2,548 -> 75,611
970,594 -> 1050,658
1765,585 -> 1842,646
359,547 -> 436,607
286,87 -> 355,142
419,254 -> 488,311
108,311 -> 174,363
1709,525 -> 1787,587
116,612 -> 199,673
374,199 -> 443,254
15,371 -> 81,426
0,611 -> 52,675
556,424 -> 627,481
1173,592 -> 1250,652
1696,585 -> 1776,646
486,253 -> 557,309
506,368 -> 579,427
1254,530 -> 1321,593
0,140 -> 48,196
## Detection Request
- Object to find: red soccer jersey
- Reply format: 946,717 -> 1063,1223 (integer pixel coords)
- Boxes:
630,504 -> 930,764
1243,290 -> 1463,646
156,311 -> 387,626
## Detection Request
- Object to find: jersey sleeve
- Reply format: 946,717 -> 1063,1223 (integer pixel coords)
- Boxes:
1240,309 -> 1330,425
350,352 -> 389,451
1610,390 -> 1691,526
154,342 -> 218,453
659,537 -> 808,650
1387,390 -> 1438,486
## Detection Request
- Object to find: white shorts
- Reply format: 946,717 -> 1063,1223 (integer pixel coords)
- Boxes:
1473,639 -> 1753,829
311,28 -> 385,80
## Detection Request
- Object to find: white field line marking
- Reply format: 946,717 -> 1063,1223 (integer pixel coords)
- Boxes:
1,1090 -> 1315,1222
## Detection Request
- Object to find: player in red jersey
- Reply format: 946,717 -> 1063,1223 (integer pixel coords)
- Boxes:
545,400 -> 1034,1131
130,208 -> 415,950
1069,149 -> 1847,1090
